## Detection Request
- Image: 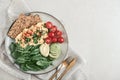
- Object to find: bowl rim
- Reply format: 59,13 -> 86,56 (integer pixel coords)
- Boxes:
5,11 -> 69,74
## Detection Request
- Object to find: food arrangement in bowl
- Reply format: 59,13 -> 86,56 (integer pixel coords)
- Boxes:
5,12 -> 68,74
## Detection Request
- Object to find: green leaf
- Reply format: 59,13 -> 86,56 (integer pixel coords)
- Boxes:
16,49 -> 30,54
11,51 -> 21,59
9,42 -> 16,52
30,48 -> 40,55
20,64 -> 29,71
36,61 -> 43,66
31,54 -> 41,61
16,44 -> 24,51
16,57 -> 26,64
48,56 -> 55,61
25,45 -> 32,51
36,60 -> 52,69
26,63 -> 41,71
34,44 -> 40,48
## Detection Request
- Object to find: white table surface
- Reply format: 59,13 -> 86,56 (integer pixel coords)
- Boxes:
0,0 -> 120,80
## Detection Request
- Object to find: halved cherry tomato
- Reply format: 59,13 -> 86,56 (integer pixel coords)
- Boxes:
50,26 -> 57,32
55,30 -> 62,37
57,37 -> 64,43
27,30 -> 33,35
24,32 -> 30,37
52,37 -> 57,43
45,37 -> 52,44
48,32 -> 55,37
26,33 -> 30,37
45,21 -> 53,29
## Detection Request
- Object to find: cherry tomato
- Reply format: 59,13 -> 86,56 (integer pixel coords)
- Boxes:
27,30 -> 33,35
45,37 -> 52,44
45,21 -> 53,29
50,26 -> 57,32
24,33 -> 30,37
26,34 -> 30,37
55,30 -> 62,37
48,32 -> 55,37
57,37 -> 64,43
52,37 -> 57,43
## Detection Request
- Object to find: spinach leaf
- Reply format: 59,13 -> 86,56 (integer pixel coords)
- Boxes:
9,42 -> 53,71
31,54 -> 42,61
16,50 -> 30,54
26,62 -> 41,71
9,42 -> 16,52
30,48 -> 40,55
30,44 -> 40,51
16,56 -> 26,64
20,64 -> 29,71
25,45 -> 32,51
36,60 -> 52,69
11,51 -> 21,59
48,56 -> 55,61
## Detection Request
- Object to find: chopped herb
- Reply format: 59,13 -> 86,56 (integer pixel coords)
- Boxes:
42,31 -> 47,35
36,30 -> 40,33
33,33 -> 38,38
33,38 -> 38,44
25,38 -> 31,43
38,37 -> 41,40
43,23 -> 46,28
18,40 -> 22,44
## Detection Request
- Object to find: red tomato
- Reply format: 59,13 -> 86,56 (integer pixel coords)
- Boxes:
27,30 -> 33,35
50,26 -> 57,32
48,32 -> 55,37
55,30 -> 62,37
52,37 -> 57,43
23,33 -> 26,36
45,37 -> 52,44
57,37 -> 64,43
45,21 -> 53,29
26,34 -> 30,37
24,33 -> 30,37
